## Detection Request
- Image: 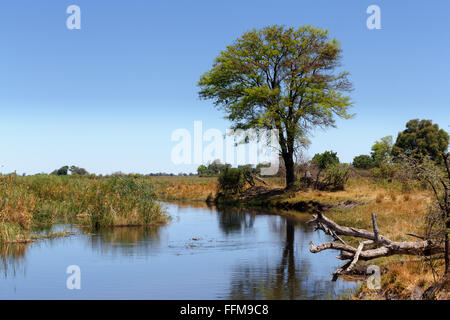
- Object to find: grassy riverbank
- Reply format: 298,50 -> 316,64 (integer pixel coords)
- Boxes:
149,174 -> 431,242
149,174 -> 448,299
1,173 -> 446,298
0,175 -> 168,243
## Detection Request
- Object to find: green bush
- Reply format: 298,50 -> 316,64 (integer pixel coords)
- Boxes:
217,168 -> 246,196
311,151 -> 340,189
322,164 -> 350,191
370,161 -> 398,181
312,151 -> 340,170
352,155 -> 374,169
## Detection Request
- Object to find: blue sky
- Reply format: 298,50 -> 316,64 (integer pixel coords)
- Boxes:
0,0 -> 449,174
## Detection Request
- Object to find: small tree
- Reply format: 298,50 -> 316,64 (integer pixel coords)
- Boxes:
69,165 -> 89,175
197,165 -> 208,176
352,154 -> 374,169
52,166 -> 69,176
371,136 -> 393,166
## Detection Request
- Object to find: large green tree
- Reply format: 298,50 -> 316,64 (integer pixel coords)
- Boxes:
198,25 -> 353,188
392,119 -> 449,164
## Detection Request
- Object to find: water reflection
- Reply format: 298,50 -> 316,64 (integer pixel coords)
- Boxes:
227,219 -> 341,299
0,243 -> 28,279
80,226 -> 162,257
0,202 -> 359,299
216,206 -> 256,234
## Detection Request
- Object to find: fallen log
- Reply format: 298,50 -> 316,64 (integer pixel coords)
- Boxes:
308,213 -> 445,280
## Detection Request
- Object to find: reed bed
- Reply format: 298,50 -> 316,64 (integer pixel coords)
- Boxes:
0,175 -> 168,243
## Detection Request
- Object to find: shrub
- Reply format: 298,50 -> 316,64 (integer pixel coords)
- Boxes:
370,161 -> 398,181
311,151 -> 340,188
217,168 -> 246,196
321,163 -> 350,191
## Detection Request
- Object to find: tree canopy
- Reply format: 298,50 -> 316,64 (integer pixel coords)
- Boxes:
392,119 -> 449,164
198,25 -> 353,188
352,154 -> 374,169
312,150 -> 340,170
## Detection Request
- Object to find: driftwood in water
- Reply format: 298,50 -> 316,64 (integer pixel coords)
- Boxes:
308,213 -> 445,280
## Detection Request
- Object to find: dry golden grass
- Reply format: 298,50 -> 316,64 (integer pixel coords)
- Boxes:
354,257 -> 448,300
326,188 -> 430,242
151,175 -> 432,243
149,176 -> 218,201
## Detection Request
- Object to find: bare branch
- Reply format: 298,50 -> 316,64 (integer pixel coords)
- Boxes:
371,213 -> 380,244
347,240 -> 373,272
309,213 -> 392,245
309,212 -> 446,280
407,233 -> 426,240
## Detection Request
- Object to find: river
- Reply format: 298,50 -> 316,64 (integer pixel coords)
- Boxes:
0,202 -> 359,299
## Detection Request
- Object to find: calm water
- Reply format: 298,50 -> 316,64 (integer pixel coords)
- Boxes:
0,202 -> 359,299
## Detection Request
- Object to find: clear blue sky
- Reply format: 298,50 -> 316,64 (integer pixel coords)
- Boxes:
1,0 -> 449,175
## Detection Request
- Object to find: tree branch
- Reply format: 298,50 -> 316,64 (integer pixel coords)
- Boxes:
309,213 -> 446,280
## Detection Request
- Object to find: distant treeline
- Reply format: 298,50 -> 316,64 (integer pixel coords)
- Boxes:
2,166 -> 197,177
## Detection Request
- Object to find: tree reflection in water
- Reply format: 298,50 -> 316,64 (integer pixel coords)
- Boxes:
216,206 -> 256,234
225,216 -> 347,299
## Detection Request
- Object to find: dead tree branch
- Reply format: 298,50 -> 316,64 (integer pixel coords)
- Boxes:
308,213 -> 445,280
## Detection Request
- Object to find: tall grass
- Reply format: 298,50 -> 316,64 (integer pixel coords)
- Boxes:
0,175 -> 168,243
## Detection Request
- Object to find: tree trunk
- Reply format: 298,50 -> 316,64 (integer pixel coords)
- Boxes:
284,153 -> 295,190
445,218 -> 449,275
443,153 -> 450,275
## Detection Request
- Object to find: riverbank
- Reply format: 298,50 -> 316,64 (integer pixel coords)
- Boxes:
1,174 -> 447,299
149,175 -> 448,300
0,175 -> 169,243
